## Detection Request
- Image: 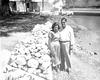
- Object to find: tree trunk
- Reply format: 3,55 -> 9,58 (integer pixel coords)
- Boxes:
0,0 -> 11,16
42,0 -> 44,11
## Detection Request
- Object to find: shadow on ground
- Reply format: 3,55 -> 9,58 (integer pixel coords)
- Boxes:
0,13 -> 48,37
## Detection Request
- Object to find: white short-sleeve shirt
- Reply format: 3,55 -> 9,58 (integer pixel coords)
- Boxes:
60,24 -> 75,45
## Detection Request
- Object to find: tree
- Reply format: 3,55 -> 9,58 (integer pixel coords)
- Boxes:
42,0 -> 44,11
0,0 -> 11,16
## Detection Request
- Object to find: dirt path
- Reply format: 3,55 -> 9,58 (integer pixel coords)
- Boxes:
71,54 -> 100,80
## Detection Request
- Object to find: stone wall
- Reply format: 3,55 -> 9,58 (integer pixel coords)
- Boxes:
3,21 -> 53,80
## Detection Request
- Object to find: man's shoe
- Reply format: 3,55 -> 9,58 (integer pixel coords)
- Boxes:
65,68 -> 71,74
65,68 -> 69,74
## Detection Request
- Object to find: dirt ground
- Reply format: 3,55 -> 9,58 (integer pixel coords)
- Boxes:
0,14 -> 100,80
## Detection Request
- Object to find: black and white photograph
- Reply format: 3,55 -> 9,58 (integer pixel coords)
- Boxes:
0,0 -> 100,80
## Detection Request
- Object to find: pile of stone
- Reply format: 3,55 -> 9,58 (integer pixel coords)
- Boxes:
3,21 -> 53,80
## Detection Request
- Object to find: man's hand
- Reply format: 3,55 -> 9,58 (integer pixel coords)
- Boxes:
69,45 -> 73,55
70,45 -> 73,50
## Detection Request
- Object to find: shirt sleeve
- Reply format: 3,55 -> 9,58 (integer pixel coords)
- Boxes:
69,26 -> 75,45
48,32 -> 51,39
48,32 -> 52,50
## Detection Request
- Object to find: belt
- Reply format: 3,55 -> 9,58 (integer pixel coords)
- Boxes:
60,41 -> 70,43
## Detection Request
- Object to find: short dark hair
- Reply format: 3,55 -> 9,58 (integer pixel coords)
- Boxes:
51,22 -> 60,31
61,17 -> 67,22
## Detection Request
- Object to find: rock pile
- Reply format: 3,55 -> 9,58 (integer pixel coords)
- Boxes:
3,21 -> 53,80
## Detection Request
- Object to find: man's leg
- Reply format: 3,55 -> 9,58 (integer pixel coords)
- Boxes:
60,43 -> 65,71
64,43 -> 71,73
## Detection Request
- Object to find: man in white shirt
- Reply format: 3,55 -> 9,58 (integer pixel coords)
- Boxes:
60,17 -> 75,73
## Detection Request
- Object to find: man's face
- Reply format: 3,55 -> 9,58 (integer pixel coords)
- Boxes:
61,19 -> 66,29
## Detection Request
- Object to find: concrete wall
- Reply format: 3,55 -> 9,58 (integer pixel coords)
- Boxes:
16,1 -> 26,12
